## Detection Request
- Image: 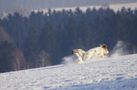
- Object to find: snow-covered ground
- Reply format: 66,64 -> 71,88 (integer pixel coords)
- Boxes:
0,51 -> 137,90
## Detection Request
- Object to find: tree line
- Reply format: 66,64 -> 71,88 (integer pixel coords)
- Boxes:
0,7 -> 137,73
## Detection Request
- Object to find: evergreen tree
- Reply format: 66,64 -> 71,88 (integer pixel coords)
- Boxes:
75,7 -> 83,22
0,7 -> 137,72
0,41 -> 15,72
66,15 -> 78,49
29,11 -> 45,31
78,17 -> 95,49
131,17 -> 137,46
39,22 -> 61,65
23,26 -> 40,68
57,23 -> 69,56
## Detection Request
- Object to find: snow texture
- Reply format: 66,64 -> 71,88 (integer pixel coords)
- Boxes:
0,41 -> 137,90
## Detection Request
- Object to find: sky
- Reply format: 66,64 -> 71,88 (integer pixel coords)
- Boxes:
0,0 -> 137,12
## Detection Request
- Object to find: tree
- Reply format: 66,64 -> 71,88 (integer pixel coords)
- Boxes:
9,12 -> 27,47
12,48 -> 26,71
29,11 -> 45,31
23,26 -> 40,68
0,41 -> 15,73
75,7 -> 83,22
56,23 -> 69,56
78,17 -> 95,49
39,22 -> 61,65
37,50 -> 51,67
0,26 -> 13,42
66,15 -> 78,49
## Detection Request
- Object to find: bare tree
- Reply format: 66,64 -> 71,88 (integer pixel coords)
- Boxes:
0,26 -> 14,42
37,50 -> 51,67
12,48 -> 26,71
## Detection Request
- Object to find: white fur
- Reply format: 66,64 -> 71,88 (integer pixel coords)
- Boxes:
83,47 -> 109,61
72,45 -> 109,63
72,49 -> 85,63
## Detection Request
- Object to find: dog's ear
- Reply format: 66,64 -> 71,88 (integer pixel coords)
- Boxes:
102,44 -> 107,49
72,50 -> 74,54
100,44 -> 102,47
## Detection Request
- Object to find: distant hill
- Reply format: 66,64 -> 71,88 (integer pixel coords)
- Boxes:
1,1 -> 137,19
0,0 -> 137,12
34,1 -> 137,14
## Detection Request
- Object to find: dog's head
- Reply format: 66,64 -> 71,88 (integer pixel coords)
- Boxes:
100,44 -> 109,54
72,50 -> 78,54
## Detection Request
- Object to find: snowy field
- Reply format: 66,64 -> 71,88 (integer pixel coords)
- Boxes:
0,49 -> 137,90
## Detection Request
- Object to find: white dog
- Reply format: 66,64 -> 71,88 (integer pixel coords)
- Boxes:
72,49 -> 85,63
83,44 -> 109,61
72,44 -> 109,63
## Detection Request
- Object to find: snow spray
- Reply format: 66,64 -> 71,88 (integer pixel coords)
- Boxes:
109,40 -> 130,57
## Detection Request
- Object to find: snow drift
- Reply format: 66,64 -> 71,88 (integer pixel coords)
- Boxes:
109,41 -> 130,57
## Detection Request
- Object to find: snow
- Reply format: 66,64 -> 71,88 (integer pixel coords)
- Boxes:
0,52 -> 137,90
